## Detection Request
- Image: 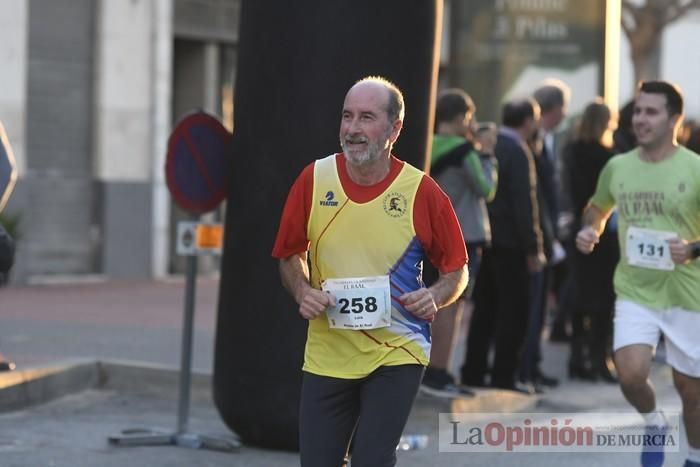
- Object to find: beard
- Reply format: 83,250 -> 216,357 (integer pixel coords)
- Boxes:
340,128 -> 392,167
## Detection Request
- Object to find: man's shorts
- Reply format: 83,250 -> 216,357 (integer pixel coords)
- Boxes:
614,299 -> 700,377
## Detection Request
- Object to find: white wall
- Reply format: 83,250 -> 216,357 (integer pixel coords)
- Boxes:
93,0 -> 154,181
0,0 -> 28,174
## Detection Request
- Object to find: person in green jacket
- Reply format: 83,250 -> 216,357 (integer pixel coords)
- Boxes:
420,88 -> 498,398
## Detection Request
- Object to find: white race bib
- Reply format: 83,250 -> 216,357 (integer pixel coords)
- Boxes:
322,275 -> 392,330
625,226 -> 676,271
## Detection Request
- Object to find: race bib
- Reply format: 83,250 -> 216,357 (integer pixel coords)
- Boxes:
322,275 -> 392,330
625,226 -> 676,271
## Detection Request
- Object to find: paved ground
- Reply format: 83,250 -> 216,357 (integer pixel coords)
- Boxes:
0,278 -> 688,466
1,278 -> 218,371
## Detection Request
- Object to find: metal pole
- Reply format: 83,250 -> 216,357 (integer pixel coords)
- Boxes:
177,245 -> 198,434
108,220 -> 239,452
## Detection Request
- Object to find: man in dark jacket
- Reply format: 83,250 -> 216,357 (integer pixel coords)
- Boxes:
518,80 -> 571,390
460,98 -> 545,393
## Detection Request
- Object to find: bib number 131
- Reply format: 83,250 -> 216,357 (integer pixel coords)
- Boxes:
626,226 -> 676,271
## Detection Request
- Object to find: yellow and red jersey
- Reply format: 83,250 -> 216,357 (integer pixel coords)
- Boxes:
273,153 -> 467,378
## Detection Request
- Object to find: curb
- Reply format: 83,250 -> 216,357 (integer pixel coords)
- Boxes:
411,388 -> 539,421
0,359 -> 213,413
0,360 -> 539,418
449,388 -> 539,414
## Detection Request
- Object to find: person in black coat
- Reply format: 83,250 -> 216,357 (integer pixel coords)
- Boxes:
0,221 -> 16,371
563,98 -> 619,382
460,98 -> 545,394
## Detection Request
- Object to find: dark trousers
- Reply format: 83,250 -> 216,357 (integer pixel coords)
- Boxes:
460,246 -> 532,388
299,364 -> 424,467
519,265 -> 552,381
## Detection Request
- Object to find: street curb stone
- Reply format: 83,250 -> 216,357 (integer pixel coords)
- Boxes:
0,360 -> 212,413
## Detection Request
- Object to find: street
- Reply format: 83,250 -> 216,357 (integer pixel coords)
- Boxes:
0,278 -> 690,466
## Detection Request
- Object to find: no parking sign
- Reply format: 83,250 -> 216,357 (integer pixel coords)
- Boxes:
165,111 -> 232,215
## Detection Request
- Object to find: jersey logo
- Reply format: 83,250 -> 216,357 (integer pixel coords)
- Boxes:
320,190 -> 339,207
383,192 -> 407,218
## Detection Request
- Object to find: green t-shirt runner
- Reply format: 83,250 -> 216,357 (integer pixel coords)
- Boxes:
590,146 -> 700,312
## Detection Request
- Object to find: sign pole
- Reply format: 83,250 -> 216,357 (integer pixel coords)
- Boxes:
177,215 -> 198,434
108,110 -> 236,452
108,222 -> 238,451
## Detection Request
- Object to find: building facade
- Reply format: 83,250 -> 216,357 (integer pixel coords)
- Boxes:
0,0 -> 239,283
1,0 -> 697,283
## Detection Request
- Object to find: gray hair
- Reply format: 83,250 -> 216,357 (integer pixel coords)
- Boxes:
533,79 -> 571,113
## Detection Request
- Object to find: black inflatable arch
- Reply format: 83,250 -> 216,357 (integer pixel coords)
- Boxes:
214,0 -> 442,450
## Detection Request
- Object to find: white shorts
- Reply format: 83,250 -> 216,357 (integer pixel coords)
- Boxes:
614,299 -> 700,377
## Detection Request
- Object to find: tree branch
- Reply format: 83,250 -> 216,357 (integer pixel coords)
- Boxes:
621,0 -> 638,38
662,0 -> 700,26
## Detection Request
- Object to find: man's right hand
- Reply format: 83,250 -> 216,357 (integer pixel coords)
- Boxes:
576,226 -> 600,254
296,284 -> 335,320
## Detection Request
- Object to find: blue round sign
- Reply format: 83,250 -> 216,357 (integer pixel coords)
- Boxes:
165,111 -> 232,215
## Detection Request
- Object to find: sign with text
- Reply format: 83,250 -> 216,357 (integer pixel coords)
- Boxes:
176,221 -> 224,256
440,412 -> 681,453
449,0 -> 614,120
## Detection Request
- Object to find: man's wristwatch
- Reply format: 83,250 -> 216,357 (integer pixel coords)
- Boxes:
691,243 -> 700,260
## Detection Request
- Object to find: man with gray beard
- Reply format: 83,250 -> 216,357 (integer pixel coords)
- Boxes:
273,76 -> 468,466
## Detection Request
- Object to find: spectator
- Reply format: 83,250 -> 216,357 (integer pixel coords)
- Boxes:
519,80 -> 572,391
563,98 -> 619,383
420,89 -> 497,399
460,98 -> 545,394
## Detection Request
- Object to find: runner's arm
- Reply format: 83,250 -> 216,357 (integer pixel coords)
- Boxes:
279,253 -> 334,320
576,204 -> 613,254
400,265 -> 468,319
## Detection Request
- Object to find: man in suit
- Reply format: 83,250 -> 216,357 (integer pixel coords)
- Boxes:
519,80 -> 571,390
460,98 -> 545,394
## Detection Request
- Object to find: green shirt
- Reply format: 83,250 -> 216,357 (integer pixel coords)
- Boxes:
590,146 -> 700,312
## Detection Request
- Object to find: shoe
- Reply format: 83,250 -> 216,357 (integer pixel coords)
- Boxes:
420,381 -> 475,399
640,421 -> 668,467
0,360 -> 16,372
533,368 -> 559,388
518,378 -> 546,394
420,367 -> 475,399
492,381 -> 536,395
683,459 -> 700,467
568,362 -> 597,381
460,377 -> 488,389
594,363 -> 618,384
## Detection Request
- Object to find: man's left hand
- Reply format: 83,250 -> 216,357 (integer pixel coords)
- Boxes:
400,288 -> 437,319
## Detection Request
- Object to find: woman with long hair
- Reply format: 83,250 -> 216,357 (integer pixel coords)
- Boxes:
563,98 -> 619,382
